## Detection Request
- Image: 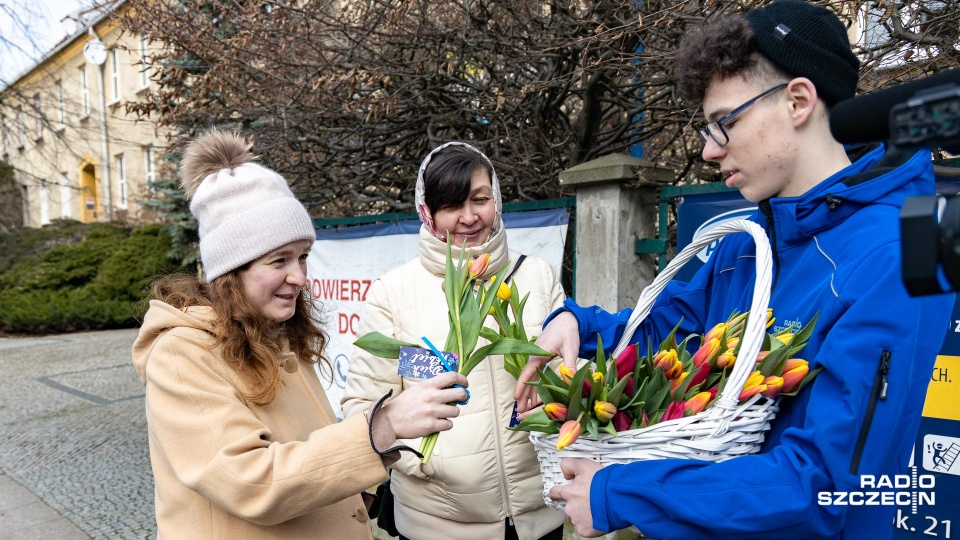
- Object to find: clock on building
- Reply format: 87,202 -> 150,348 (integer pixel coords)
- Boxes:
82,38 -> 107,66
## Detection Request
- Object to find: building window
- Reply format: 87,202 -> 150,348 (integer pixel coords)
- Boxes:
57,81 -> 66,128
144,145 -> 155,189
17,106 -> 25,148
110,48 -> 121,102
116,153 -> 127,209
34,94 -> 43,140
80,65 -> 90,117
61,174 -> 72,219
40,182 -> 50,225
138,35 -> 150,88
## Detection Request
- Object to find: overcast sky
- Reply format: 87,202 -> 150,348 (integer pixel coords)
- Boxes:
0,0 -> 92,85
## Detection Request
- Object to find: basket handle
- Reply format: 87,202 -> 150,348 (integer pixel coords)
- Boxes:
610,220 -> 773,420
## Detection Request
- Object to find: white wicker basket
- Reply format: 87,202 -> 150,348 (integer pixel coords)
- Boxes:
530,220 -> 777,510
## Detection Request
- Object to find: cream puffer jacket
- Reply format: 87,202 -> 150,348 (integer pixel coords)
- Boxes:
342,225 -> 566,540
133,301 -> 388,539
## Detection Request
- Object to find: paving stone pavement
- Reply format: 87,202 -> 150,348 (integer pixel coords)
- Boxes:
0,328 -> 154,540
0,329 -> 640,540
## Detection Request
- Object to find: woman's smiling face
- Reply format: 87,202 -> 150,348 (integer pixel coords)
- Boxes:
432,168 -> 496,248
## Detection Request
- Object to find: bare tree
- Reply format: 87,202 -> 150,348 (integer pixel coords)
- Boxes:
121,0 -> 960,219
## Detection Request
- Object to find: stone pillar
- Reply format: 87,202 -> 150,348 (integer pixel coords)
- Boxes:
560,154 -> 671,312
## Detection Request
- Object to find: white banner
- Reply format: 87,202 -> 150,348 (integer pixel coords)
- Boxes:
305,208 -> 569,418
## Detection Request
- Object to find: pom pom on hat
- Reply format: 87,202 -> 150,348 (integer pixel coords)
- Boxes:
746,0 -> 860,106
179,130 -> 315,282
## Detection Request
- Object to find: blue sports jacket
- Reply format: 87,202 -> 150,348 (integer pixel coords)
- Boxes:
551,145 -> 955,539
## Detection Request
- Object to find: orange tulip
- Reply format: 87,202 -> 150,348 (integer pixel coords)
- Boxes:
655,349 -> 683,379
685,391 -> 714,414
761,375 -> 784,398
781,358 -> 810,393
594,401 -> 617,422
739,371 -> 767,401
544,402 -> 568,421
716,350 -> 737,370
704,323 -> 728,343
691,338 -> 721,368
468,254 -> 490,279
557,420 -> 581,450
670,371 -> 690,393
558,364 -> 575,384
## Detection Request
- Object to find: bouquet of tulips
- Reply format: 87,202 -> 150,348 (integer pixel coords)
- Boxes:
353,238 -> 550,463
512,309 -> 820,451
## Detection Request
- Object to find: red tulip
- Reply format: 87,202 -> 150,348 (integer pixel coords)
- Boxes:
613,411 -> 631,432
662,401 -> 686,422
687,362 -> 710,390
615,344 -> 638,396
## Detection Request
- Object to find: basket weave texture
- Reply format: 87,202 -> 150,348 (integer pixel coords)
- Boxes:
531,220 -> 778,510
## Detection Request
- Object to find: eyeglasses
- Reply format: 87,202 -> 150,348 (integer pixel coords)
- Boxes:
698,83 -> 788,147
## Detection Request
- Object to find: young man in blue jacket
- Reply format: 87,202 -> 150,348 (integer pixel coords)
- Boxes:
514,1 -> 955,538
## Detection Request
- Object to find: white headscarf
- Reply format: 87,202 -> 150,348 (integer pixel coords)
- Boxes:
414,142 -> 503,242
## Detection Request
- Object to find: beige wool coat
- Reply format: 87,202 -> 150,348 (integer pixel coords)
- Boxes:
342,226 -> 566,540
133,300 -> 387,539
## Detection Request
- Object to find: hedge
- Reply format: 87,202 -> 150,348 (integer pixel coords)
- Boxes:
0,221 -> 174,334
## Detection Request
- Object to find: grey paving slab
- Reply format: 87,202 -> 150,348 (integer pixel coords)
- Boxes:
0,329 -> 152,540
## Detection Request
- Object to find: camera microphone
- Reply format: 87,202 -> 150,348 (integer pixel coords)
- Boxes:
829,68 -> 960,152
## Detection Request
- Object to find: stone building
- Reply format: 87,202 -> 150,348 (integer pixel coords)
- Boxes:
0,0 -> 167,228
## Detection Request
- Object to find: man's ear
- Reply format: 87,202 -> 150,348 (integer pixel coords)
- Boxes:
785,77 -> 819,126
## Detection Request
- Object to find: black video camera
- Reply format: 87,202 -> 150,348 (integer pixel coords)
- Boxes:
830,68 -> 960,296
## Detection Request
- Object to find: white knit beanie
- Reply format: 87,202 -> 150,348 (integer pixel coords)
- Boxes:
179,130 -> 316,282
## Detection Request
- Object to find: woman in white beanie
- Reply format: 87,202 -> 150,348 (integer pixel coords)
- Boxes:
342,142 -> 566,540
132,130 -> 468,539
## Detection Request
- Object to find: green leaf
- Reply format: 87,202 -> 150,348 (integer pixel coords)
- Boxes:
353,332 -> 420,359
479,327 -> 501,343
759,344 -> 792,377
538,383 -> 569,404
567,366 -> 590,419
509,409 -> 560,433
661,319 -> 684,352
606,372 -> 631,407
586,416 -> 601,439
790,311 -> 820,347
459,284 -> 482,361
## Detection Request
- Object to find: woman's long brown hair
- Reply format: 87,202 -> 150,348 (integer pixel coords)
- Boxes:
151,271 -> 329,405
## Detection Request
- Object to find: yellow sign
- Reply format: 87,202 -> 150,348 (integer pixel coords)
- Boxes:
923,355 -> 960,421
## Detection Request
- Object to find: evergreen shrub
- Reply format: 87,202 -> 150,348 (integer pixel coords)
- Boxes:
0,221 -> 173,334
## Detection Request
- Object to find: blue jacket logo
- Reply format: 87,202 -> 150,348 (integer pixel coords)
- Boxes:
692,207 -> 757,263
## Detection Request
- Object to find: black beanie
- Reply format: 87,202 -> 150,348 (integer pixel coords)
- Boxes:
746,0 -> 860,106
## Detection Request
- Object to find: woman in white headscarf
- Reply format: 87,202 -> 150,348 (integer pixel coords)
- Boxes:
342,142 -> 566,540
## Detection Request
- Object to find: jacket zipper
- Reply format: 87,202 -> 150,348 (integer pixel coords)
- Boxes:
760,201 -> 781,290
486,360 -> 514,524
850,350 -> 891,475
